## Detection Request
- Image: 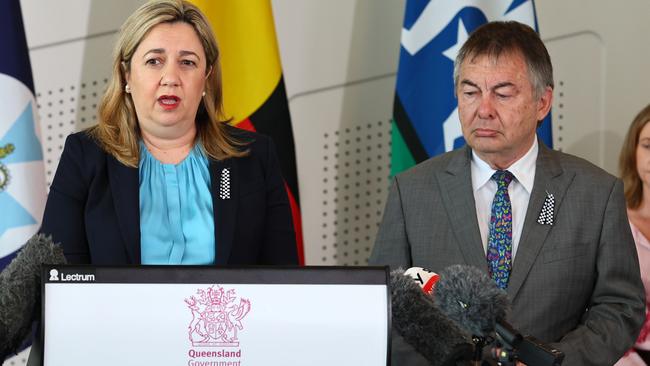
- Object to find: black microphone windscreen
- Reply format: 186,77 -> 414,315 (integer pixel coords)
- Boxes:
390,269 -> 473,366
0,233 -> 66,358
434,265 -> 509,337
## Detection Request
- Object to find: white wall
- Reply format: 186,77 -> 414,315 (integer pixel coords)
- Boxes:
536,1 -> 650,173
272,0 -> 404,265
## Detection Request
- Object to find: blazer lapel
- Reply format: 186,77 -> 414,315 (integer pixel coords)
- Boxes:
437,146 -> 488,271
507,142 -> 574,299
108,156 -> 141,264
210,158 -> 238,265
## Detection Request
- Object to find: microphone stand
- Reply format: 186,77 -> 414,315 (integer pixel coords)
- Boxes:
471,335 -> 492,365
494,322 -> 565,366
461,324 -> 564,366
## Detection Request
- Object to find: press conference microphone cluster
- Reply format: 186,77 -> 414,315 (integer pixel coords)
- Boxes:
404,265 -> 564,366
0,234 -> 66,358
407,265 -> 510,338
390,268 -> 474,366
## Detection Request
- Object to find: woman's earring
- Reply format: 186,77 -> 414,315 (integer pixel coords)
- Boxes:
202,91 -> 206,97
125,84 -> 131,94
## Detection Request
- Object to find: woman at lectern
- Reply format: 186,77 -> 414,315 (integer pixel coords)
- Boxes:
40,0 -> 298,266
616,104 -> 650,366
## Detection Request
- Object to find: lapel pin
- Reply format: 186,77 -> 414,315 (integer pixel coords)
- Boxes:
219,168 -> 231,200
537,190 -> 554,225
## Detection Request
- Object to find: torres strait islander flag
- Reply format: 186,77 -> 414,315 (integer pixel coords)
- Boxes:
0,1 -> 46,270
391,0 -> 552,176
190,0 -> 304,264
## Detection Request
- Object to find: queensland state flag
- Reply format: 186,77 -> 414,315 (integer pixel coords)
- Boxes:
391,0 -> 552,176
1,0 -> 46,360
190,0 -> 304,264
0,1 -> 46,269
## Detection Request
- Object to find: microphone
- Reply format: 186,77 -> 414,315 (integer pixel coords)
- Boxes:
389,269 -> 474,366
405,265 -> 564,366
404,265 -> 508,363
432,265 -> 509,338
0,234 -> 66,358
404,265 -> 509,337
404,266 -> 440,295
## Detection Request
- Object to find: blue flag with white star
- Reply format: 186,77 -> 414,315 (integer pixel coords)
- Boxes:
391,0 -> 552,176
0,1 -> 46,271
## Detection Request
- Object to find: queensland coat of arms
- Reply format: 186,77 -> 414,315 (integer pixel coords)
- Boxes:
185,285 -> 251,347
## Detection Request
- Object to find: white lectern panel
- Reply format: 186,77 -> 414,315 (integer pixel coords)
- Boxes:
41,266 -> 389,366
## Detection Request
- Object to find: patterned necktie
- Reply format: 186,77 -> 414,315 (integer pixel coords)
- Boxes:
487,170 -> 514,289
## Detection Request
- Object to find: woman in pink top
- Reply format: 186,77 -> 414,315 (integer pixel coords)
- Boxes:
617,104 -> 650,366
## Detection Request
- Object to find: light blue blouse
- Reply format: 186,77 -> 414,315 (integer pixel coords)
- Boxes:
139,142 -> 215,265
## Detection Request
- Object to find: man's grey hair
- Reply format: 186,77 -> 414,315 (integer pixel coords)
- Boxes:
453,21 -> 554,99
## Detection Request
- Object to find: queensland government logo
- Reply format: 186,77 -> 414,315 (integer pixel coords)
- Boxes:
185,285 -> 251,347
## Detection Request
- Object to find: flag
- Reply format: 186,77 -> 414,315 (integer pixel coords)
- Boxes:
391,0 -> 552,176
0,1 -> 46,269
0,0 -> 46,359
190,0 -> 304,264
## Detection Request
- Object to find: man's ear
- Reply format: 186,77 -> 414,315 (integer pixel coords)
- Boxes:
536,86 -> 553,122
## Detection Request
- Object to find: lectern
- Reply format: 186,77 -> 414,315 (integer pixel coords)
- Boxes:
41,265 -> 390,366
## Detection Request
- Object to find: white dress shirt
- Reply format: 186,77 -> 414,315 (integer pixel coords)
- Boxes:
471,138 -> 538,259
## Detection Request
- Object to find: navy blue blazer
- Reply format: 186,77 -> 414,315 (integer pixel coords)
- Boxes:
40,128 -> 298,265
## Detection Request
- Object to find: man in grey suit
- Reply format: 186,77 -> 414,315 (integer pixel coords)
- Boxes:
370,21 -> 645,365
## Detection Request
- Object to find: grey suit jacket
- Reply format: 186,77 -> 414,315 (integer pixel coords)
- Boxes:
370,141 -> 645,365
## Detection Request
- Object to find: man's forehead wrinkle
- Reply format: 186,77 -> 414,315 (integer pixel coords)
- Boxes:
461,66 -> 520,92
